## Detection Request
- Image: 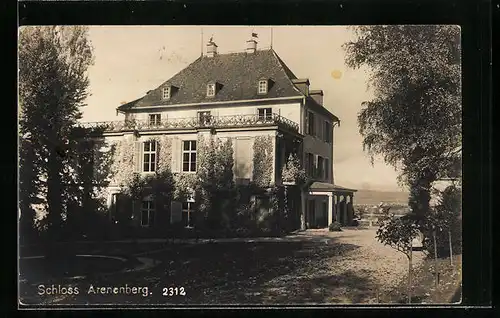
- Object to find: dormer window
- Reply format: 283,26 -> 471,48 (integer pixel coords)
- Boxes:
162,86 -> 171,100
206,83 -> 216,97
258,80 -> 268,94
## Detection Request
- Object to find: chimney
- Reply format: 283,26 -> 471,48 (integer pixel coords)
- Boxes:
292,78 -> 310,96
310,90 -> 323,105
206,40 -> 218,57
246,39 -> 257,54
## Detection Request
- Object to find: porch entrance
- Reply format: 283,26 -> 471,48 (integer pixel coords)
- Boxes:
305,182 -> 358,229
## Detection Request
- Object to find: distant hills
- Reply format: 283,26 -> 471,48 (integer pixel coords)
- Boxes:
353,189 -> 409,206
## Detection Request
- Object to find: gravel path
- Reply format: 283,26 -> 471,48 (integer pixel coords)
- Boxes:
260,228 -> 426,304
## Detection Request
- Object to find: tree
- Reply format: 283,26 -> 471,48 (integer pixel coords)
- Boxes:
343,26 -> 461,222
376,213 -> 420,303
195,136 -> 237,232
423,184 -> 462,260
19,26 -> 94,243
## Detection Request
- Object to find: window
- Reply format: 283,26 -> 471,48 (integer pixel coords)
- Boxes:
182,202 -> 195,227
143,140 -> 157,173
324,121 -> 331,143
182,141 -> 197,172
149,114 -> 161,126
198,111 -> 212,126
258,80 -> 268,94
141,200 -> 155,227
207,83 -> 216,97
317,156 -> 324,179
307,111 -> 315,135
162,87 -> 171,100
258,108 -> 272,120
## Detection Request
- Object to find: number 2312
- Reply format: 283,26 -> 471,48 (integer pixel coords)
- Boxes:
163,287 -> 186,296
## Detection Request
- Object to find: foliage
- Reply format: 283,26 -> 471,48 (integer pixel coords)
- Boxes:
282,153 -> 307,185
329,221 -> 343,232
422,185 -> 462,256
377,214 -> 419,258
173,173 -> 196,202
253,135 -> 274,187
344,25 -> 461,217
110,139 -> 137,187
156,136 -> 172,173
19,26 -> 94,243
194,136 -> 237,231
344,26 -> 462,260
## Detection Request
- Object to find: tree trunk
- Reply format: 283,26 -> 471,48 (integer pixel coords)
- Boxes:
448,230 -> 453,267
433,230 -> 438,286
408,245 -> 413,304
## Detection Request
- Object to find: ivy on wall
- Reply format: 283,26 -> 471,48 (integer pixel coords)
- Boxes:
173,173 -> 196,201
252,135 -> 274,188
156,136 -> 172,173
109,139 -> 136,187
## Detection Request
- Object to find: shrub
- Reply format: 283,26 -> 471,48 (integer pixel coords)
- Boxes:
329,221 -> 342,232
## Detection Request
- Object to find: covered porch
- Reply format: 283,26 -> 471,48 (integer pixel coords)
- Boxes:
304,182 -> 358,229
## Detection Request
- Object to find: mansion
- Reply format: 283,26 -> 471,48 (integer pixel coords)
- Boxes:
79,37 -> 357,231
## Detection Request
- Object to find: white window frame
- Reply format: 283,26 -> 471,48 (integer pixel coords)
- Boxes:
258,80 -> 268,94
140,199 -> 155,227
206,83 -> 216,97
149,113 -> 161,126
162,86 -> 171,100
258,107 -> 272,120
143,140 -> 157,173
182,140 -> 197,172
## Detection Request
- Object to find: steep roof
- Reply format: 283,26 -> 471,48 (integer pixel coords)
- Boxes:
117,49 -> 305,111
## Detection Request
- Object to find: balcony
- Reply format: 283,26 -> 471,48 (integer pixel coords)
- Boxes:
78,113 -> 299,134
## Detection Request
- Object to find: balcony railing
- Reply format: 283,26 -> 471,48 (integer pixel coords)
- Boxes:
78,113 -> 299,133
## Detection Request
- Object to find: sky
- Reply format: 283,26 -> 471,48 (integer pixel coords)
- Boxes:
81,26 -> 405,192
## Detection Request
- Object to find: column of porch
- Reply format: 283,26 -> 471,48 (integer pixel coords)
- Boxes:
327,193 -> 333,225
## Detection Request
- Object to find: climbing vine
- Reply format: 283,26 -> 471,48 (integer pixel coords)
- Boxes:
156,135 -> 172,173
173,173 -> 196,201
110,139 -> 136,187
252,135 -> 274,188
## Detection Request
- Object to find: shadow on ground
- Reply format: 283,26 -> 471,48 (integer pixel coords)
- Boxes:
19,237 -> 378,305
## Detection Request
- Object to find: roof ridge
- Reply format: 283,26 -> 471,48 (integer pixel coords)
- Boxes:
270,49 -> 304,97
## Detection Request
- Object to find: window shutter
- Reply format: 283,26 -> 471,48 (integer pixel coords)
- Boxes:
171,138 -> 181,173
154,140 -> 160,171
304,153 -> 309,175
316,116 -> 321,138
170,201 -> 182,223
314,155 -> 319,177
305,111 -> 309,135
134,141 -> 142,173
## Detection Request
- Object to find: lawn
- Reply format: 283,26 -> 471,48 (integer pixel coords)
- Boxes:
19,228 -> 459,306
378,254 -> 462,304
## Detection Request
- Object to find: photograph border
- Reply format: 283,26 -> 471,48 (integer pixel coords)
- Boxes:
15,0 -> 492,313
